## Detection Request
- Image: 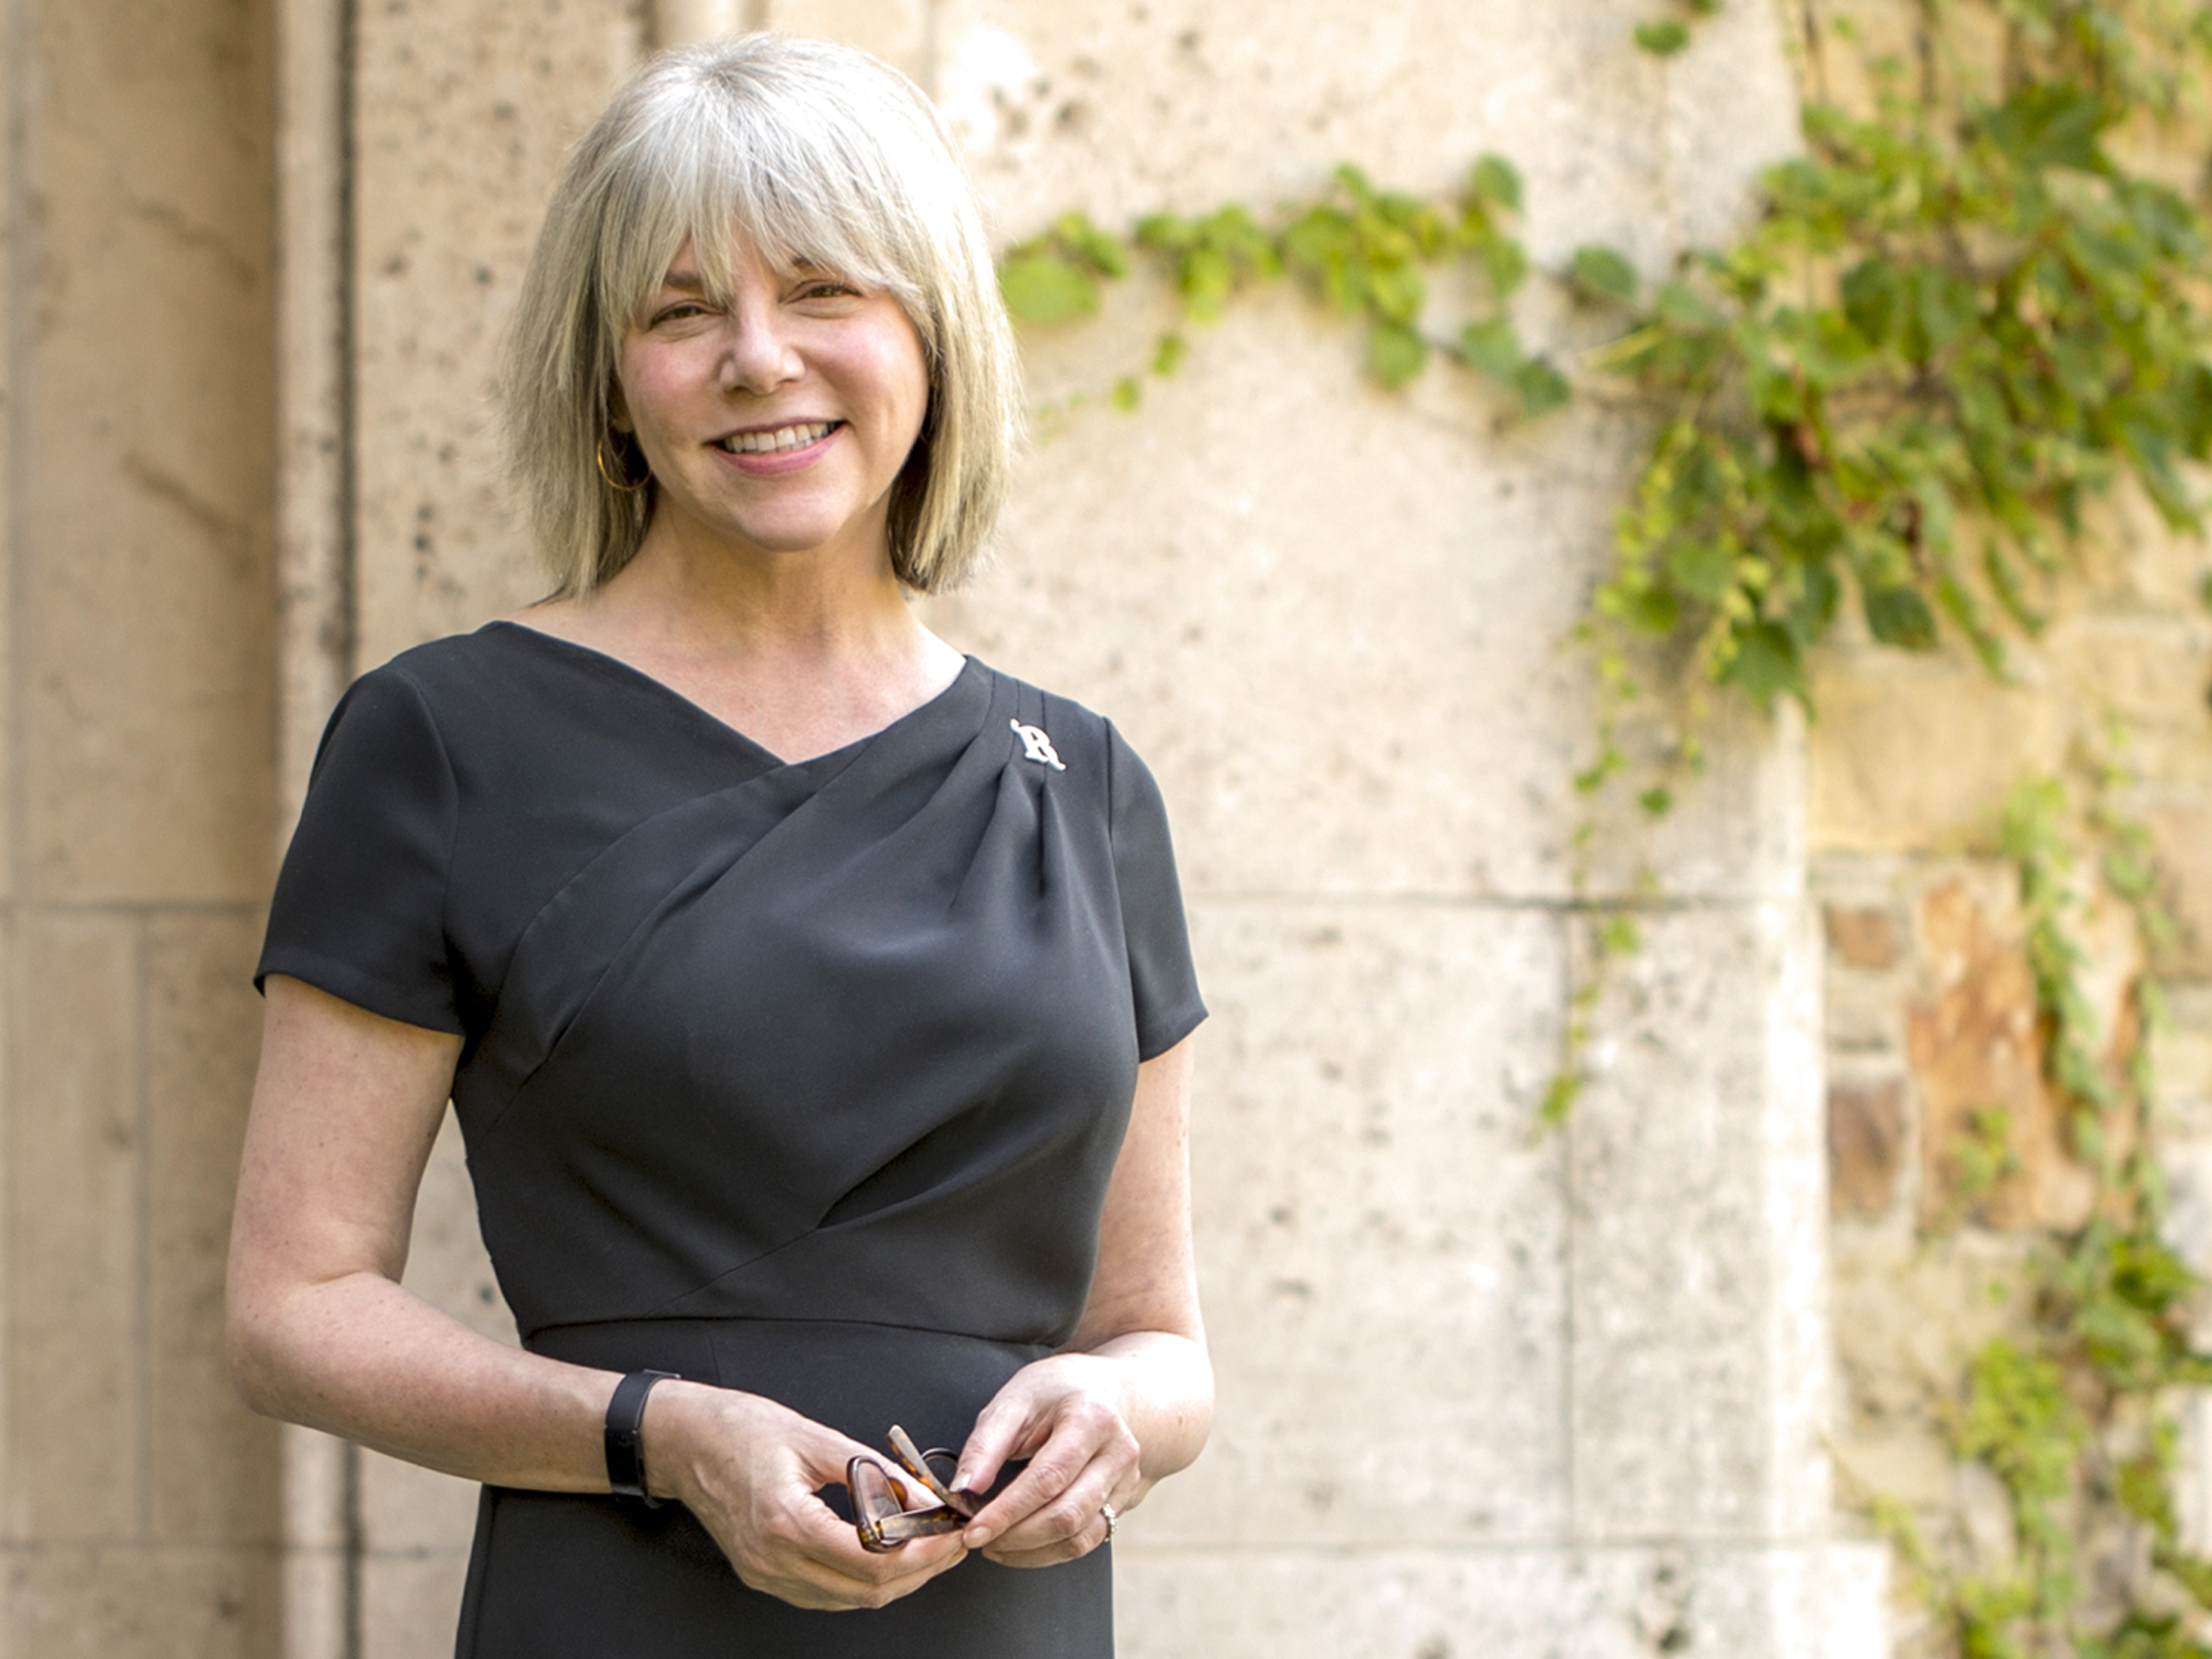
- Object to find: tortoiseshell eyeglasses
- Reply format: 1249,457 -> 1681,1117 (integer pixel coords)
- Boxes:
847,1425 -> 980,1553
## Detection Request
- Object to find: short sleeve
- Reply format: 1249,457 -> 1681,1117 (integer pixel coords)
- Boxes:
1105,721 -> 1207,1060
256,667 -> 464,1035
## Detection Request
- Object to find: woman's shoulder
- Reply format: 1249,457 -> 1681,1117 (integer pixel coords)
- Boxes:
359,621 -> 564,704
323,622 -> 760,801
969,661 -> 1162,807
348,621 -> 704,743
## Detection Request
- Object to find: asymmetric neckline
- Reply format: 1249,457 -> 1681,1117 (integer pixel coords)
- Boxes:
478,618 -> 982,770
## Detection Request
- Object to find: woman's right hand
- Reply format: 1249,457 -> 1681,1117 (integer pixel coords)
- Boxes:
642,1381 -> 969,1610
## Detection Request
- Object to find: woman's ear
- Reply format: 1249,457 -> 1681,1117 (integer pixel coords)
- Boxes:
607,382 -> 632,434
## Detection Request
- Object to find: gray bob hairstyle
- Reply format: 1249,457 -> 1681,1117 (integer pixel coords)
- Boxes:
500,35 -> 1022,596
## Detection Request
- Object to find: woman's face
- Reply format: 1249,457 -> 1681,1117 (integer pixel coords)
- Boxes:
614,237 -> 929,573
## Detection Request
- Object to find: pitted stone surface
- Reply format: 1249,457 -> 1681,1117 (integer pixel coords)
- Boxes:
1569,902 -> 1833,1541
353,0 -> 641,665
1138,902 -> 1570,1547
935,0 -> 1788,273
25,0 -> 277,903
1115,1542 -> 1889,1659
928,306 -> 1803,904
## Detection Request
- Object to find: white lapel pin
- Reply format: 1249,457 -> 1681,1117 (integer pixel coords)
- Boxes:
1011,719 -> 1067,771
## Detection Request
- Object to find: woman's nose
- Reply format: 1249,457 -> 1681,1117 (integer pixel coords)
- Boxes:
720,311 -> 802,395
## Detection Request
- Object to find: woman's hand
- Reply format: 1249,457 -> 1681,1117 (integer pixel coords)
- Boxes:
946,1037 -> 1215,1568
644,1382 -> 969,1610
949,1353 -> 1143,1566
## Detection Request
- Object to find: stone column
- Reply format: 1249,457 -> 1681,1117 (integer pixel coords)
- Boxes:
1,0 -> 283,1651
275,0 -> 356,1651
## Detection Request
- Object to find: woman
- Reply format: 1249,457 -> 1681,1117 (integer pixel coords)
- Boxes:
226,35 -> 1211,1657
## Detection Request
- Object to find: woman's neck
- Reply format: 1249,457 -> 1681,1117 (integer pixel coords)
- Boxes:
515,529 -> 966,763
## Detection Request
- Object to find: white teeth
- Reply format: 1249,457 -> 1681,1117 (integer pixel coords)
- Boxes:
723,421 -> 835,454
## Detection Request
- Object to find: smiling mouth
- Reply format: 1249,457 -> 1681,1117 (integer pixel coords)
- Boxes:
718,420 -> 842,455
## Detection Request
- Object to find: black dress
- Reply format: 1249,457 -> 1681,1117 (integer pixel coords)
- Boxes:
256,622 -> 1207,1657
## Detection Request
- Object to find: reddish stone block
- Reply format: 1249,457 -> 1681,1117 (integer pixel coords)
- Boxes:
1907,878 -> 2097,1231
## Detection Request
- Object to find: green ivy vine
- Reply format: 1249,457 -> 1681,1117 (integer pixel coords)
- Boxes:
1589,1 -> 2212,720
996,2 -> 2212,1652
1884,759 -> 2212,1659
998,154 -> 1569,415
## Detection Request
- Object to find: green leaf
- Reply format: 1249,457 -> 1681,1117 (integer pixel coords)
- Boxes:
1667,538 -> 1737,602
2123,416 -> 2198,531
2179,363 -> 2212,461
1953,1336 -> 2084,1509
1786,558 -> 1842,639
1638,786 -> 1675,817
1109,376 -> 1142,412
1151,331 -> 1187,377
1539,1069 -> 1581,1127
1571,244 -> 1641,305
1911,266 -> 1978,358
1056,212 -> 1129,277
1598,915 -> 1642,955
1181,245 -> 1235,323
1983,82 -> 2111,173
1459,316 -> 1525,379
1634,19 -> 1692,56
1654,279 -> 1720,330
1366,261 -> 1426,326
1841,257 -> 1903,349
998,253 -> 1100,324
1863,585 -> 1939,650
1720,621 -> 1806,707
1514,357 -> 1572,417
1470,154 -> 1524,214
1985,541 -> 2048,636
1133,213 -> 1194,252
1366,320 -> 1429,388
1480,234 -> 1531,300
1626,584 -> 1681,633
2110,1233 -> 2201,1315
2154,1546 -> 2212,1613
1936,574 -> 2007,677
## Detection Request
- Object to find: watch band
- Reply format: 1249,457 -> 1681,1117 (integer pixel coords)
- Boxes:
604,1369 -> 680,1504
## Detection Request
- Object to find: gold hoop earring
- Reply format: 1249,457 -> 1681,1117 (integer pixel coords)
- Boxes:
596,433 -> 650,492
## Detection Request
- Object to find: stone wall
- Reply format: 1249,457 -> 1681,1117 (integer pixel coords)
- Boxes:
1815,479 -> 2212,1652
281,0 -> 1887,1654
0,0 -> 283,1652
0,0 -> 1975,1654
1760,8 -> 2212,1649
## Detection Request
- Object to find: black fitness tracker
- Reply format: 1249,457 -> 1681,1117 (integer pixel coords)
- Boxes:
604,1369 -> 680,1504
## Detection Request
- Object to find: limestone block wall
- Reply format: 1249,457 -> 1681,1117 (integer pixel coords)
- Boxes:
0,0 -> 283,1654
0,0 -> 2193,1651
267,1 -> 1890,1655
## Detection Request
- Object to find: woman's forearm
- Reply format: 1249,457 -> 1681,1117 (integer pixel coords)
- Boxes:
228,1265 -> 619,1492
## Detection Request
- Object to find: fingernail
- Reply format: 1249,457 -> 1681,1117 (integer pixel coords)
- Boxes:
965,1525 -> 992,1548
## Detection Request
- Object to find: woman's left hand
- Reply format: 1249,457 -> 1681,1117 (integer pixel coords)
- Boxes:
951,1040 -> 1213,1567
949,1353 -> 1142,1567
